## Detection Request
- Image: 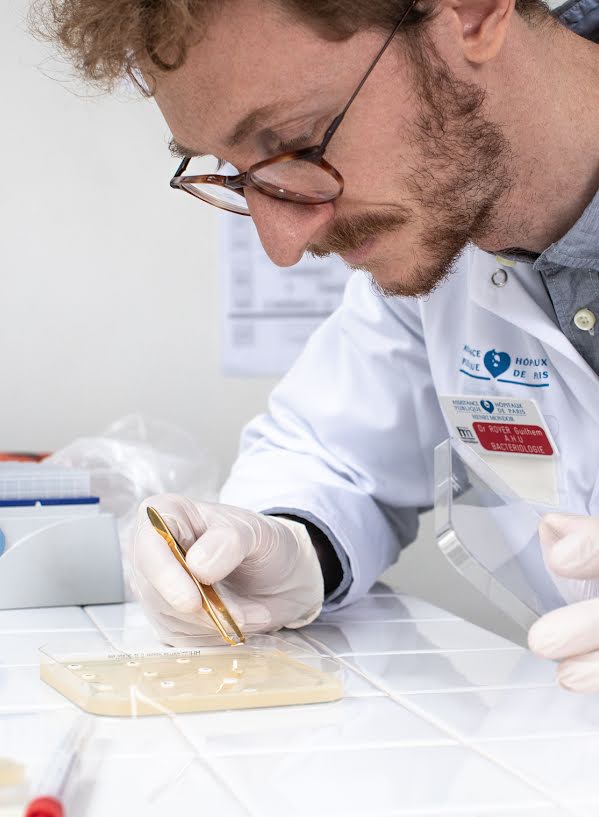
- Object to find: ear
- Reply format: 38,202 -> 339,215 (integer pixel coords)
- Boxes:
449,0 -> 515,63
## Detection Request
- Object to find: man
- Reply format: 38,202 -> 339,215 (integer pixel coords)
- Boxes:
37,0 -> 599,690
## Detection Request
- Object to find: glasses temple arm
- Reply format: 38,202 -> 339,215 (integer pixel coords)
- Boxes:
320,0 -> 417,151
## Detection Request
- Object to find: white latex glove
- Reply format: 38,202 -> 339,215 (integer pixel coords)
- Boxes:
529,513 -> 599,692
131,494 -> 324,644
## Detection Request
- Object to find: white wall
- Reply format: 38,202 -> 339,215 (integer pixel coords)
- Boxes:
1,0 -> 276,473
2,0 -> 524,642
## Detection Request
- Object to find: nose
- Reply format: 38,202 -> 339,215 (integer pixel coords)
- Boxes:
245,188 -> 335,267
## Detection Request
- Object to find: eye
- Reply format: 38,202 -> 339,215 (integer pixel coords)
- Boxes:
260,126 -> 316,157
271,132 -> 315,154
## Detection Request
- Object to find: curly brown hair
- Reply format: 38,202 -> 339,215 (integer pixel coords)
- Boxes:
30,0 -> 552,93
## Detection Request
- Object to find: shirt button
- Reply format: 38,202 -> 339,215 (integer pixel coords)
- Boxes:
491,268 -> 508,287
573,308 -> 597,332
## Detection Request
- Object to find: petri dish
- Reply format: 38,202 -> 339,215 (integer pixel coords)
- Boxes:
39,634 -> 343,717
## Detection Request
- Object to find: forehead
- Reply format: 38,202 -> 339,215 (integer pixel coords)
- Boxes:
152,0 -> 378,152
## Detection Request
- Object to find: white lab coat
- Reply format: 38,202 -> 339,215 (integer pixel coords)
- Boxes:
221,245 -> 599,607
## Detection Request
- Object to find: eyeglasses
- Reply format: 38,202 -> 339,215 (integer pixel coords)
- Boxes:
170,1 -> 416,216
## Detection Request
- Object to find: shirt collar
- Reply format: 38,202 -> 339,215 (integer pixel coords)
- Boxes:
553,0 -> 599,42
490,186 -> 599,274
536,185 -> 599,273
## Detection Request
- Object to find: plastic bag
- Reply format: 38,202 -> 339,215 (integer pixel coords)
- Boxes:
45,415 -> 219,596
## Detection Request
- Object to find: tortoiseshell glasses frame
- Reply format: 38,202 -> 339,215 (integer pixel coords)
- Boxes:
170,0 -> 416,216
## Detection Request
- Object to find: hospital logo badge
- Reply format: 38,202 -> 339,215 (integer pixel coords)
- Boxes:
459,343 -> 551,389
483,349 -> 511,378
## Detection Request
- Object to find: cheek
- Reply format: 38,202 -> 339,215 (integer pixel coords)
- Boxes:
327,109 -> 421,208
329,147 -> 407,210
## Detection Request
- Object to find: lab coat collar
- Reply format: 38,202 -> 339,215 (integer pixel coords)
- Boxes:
467,248 -> 599,393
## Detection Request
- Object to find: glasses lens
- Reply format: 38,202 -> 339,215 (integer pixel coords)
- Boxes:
178,155 -> 249,214
249,159 -> 341,204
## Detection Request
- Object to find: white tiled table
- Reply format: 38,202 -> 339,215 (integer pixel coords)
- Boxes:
1,588 -> 598,817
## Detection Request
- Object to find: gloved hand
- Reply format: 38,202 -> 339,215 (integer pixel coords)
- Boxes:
131,494 -> 324,644
529,513 -> 599,692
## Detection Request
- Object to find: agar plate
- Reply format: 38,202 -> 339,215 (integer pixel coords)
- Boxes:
40,635 -> 343,716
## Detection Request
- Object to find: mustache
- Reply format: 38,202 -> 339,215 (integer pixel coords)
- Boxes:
306,210 -> 408,258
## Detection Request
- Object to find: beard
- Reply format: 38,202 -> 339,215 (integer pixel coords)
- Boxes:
307,39 -> 513,298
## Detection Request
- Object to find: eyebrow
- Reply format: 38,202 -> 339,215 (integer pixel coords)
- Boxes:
224,102 -> 285,149
168,100 -> 299,159
169,138 -> 203,159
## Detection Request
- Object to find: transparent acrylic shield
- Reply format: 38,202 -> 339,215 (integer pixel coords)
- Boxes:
434,438 -> 567,632
39,633 -> 343,717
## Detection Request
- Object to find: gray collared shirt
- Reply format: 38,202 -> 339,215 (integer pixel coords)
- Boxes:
502,190 -> 599,376
533,188 -> 599,374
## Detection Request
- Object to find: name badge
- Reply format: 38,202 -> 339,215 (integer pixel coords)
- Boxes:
439,395 -> 559,506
